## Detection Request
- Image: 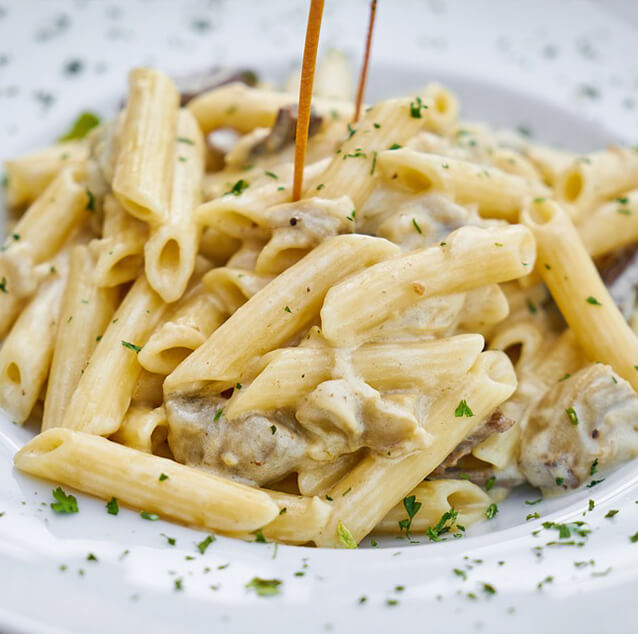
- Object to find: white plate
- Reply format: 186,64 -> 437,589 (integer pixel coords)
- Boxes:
2,1 -> 638,632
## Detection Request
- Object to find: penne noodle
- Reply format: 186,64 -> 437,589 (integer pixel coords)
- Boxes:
61,275 -> 166,436
4,140 -> 89,208
42,246 -> 118,431
0,258 -> 69,423
374,479 -> 491,534
164,234 -> 399,395
377,148 -> 549,221
314,351 -> 516,546
139,282 -> 226,375
110,405 -> 168,454
522,198 -> 638,392
112,68 -> 179,224
15,428 -> 279,533
320,224 -> 535,346
144,108 -> 205,302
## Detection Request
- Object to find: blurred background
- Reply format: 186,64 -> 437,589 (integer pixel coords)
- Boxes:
1,0 -> 638,156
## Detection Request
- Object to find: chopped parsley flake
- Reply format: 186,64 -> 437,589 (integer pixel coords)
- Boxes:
630,531 -> 638,543
159,473 -> 169,482
586,479 -> 605,488
214,408 -> 223,421
265,171 -> 278,179
255,530 -> 268,543
336,521 -> 357,549
412,218 -> 423,234
197,534 -> 216,554
409,96 -> 429,118
105,497 -> 119,515
316,183 -> 325,190
398,495 -> 422,537
87,553 -> 98,562
588,499 -> 595,511
453,568 -> 467,580
370,151 -> 378,176
482,583 -> 496,595
284,305 -> 292,313
246,577 -> 282,597
85,188 -> 95,212
565,407 -> 579,425
0,277 -> 8,294
270,424 -> 277,435
346,210 -> 356,222
388,143 -> 402,150
586,296 -> 602,306
59,111 -> 100,141
235,382 -> 242,390
559,373 -> 571,382
556,477 -> 564,486
590,458 -> 599,475
162,534 -> 176,545
347,123 -> 356,138
226,179 -> 249,196
486,503 -> 499,520
486,476 -> 496,491
454,399 -> 474,418
525,498 -> 542,505
140,511 -> 159,521
605,509 -> 619,518
121,340 -> 142,353
51,487 -> 78,514
526,299 -> 537,314
174,578 -> 183,591
527,512 -> 540,520
426,507 -> 458,542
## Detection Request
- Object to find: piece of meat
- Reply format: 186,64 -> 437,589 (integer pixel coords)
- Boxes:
246,105 -> 323,159
597,245 -> 638,320
165,393 -> 307,486
429,464 -> 524,490
519,362 -> 638,493
175,67 -> 258,106
430,409 -> 514,476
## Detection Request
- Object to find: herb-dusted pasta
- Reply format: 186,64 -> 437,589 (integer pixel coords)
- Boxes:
6,60 -> 638,549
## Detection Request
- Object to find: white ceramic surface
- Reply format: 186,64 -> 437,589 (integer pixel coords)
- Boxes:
2,1 -> 638,632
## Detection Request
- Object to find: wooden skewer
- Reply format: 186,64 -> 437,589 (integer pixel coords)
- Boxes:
292,0 -> 325,202
353,0 -> 378,123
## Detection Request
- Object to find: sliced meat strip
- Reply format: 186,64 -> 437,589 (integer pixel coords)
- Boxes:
430,409 -> 514,476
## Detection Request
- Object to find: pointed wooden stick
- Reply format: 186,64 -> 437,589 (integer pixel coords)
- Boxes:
292,0 -> 325,202
353,0 -> 377,123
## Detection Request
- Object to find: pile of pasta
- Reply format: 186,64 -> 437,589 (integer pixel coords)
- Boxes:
5,59 -> 638,548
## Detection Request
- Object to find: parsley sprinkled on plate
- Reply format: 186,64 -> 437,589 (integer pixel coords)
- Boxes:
105,497 -> 119,515
197,534 -> 216,554
486,503 -> 498,519
140,511 -> 159,521
246,577 -> 282,597
51,487 -> 78,514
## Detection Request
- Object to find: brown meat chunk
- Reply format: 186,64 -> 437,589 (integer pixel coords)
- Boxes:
430,409 -> 514,476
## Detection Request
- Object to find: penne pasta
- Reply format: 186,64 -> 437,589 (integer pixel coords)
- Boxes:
15,428 -> 279,533
42,246 -> 118,431
112,68 -> 179,224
